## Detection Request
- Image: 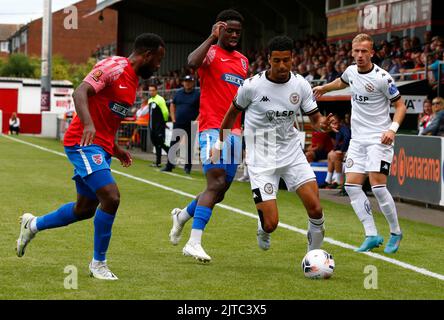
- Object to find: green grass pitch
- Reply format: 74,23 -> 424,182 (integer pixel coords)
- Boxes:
0,135 -> 443,299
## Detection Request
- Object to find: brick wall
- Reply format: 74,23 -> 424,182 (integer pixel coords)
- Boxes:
26,0 -> 117,64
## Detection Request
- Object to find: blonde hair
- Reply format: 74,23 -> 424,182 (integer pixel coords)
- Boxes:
432,97 -> 444,105
352,33 -> 374,46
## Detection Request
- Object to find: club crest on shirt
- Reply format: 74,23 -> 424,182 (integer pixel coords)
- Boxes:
92,154 -> 103,165
91,70 -> 103,82
364,83 -> 375,92
289,92 -> 300,104
241,58 -> 247,70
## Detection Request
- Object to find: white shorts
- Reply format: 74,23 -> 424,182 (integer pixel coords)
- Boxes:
344,139 -> 394,175
248,153 -> 316,203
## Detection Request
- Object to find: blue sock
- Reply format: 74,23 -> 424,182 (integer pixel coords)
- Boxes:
186,199 -> 198,217
192,206 -> 212,230
36,202 -> 77,231
93,208 -> 116,262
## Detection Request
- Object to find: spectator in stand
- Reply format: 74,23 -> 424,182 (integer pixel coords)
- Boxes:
428,50 -> 444,90
418,99 -> 433,135
129,98 -> 150,150
320,114 -> 351,189
148,84 -> 170,167
8,112 -> 20,135
297,63 -> 309,77
162,75 -> 200,174
305,129 -> 334,163
305,64 -> 320,83
325,60 -> 340,83
421,97 -> 444,136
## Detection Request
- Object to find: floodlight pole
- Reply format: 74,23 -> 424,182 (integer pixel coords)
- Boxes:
41,0 -> 52,112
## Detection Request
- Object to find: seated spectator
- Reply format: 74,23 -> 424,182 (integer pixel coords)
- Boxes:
8,112 -> 20,135
320,114 -> 351,189
305,129 -> 334,162
418,99 -> 433,135
421,97 -> 444,136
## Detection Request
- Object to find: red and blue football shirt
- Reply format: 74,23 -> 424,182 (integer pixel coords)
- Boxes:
64,56 -> 138,155
197,45 -> 248,133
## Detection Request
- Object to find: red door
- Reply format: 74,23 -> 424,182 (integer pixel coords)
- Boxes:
0,88 -> 19,134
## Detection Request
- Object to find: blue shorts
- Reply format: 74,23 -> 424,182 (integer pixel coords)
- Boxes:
65,145 -> 116,200
199,129 -> 242,182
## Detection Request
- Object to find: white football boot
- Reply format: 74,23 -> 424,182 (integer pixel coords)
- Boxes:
89,260 -> 118,280
182,241 -> 211,262
169,208 -> 184,245
16,213 -> 36,257
257,219 -> 271,250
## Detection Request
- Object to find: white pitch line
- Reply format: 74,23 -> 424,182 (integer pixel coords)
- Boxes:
3,134 -> 444,282
160,171 -> 194,180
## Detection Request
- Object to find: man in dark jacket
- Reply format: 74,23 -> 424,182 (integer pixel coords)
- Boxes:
162,75 -> 200,174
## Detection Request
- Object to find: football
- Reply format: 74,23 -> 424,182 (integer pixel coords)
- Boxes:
301,249 -> 335,279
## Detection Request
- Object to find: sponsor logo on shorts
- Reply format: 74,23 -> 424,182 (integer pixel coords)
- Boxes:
380,160 -> 391,175
91,70 -> 103,82
264,183 -> 274,194
252,188 -> 263,204
346,158 -> 354,168
289,92 -> 300,104
92,154 -> 103,165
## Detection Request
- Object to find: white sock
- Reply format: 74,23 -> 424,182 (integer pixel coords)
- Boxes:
372,185 -> 401,234
178,207 -> 192,225
307,215 -> 325,251
333,172 -> 341,184
243,163 -> 249,177
325,172 -> 333,184
30,217 -> 39,234
344,184 -> 378,236
189,229 -> 203,244
92,258 -> 105,265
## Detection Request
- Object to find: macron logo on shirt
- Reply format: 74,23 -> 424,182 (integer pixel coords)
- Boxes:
221,73 -> 244,87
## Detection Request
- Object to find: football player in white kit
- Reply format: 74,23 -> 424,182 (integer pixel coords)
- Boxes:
212,36 -> 338,253
313,33 -> 407,254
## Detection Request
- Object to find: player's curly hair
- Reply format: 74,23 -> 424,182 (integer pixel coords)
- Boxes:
134,33 -> 165,54
267,35 -> 294,54
216,9 -> 244,24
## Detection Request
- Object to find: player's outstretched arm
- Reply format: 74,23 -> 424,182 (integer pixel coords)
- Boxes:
72,82 -> 96,146
187,21 -> 227,69
312,77 -> 348,100
381,98 -> 407,145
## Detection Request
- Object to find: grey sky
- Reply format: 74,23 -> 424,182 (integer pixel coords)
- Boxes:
0,0 -> 83,24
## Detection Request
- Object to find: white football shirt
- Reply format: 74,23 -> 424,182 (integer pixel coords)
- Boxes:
234,71 -> 318,169
341,64 -> 401,143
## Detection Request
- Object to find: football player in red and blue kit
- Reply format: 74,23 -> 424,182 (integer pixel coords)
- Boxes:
168,9 -> 248,262
16,33 -> 165,280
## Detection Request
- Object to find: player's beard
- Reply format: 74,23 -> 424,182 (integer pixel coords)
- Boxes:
138,64 -> 154,79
